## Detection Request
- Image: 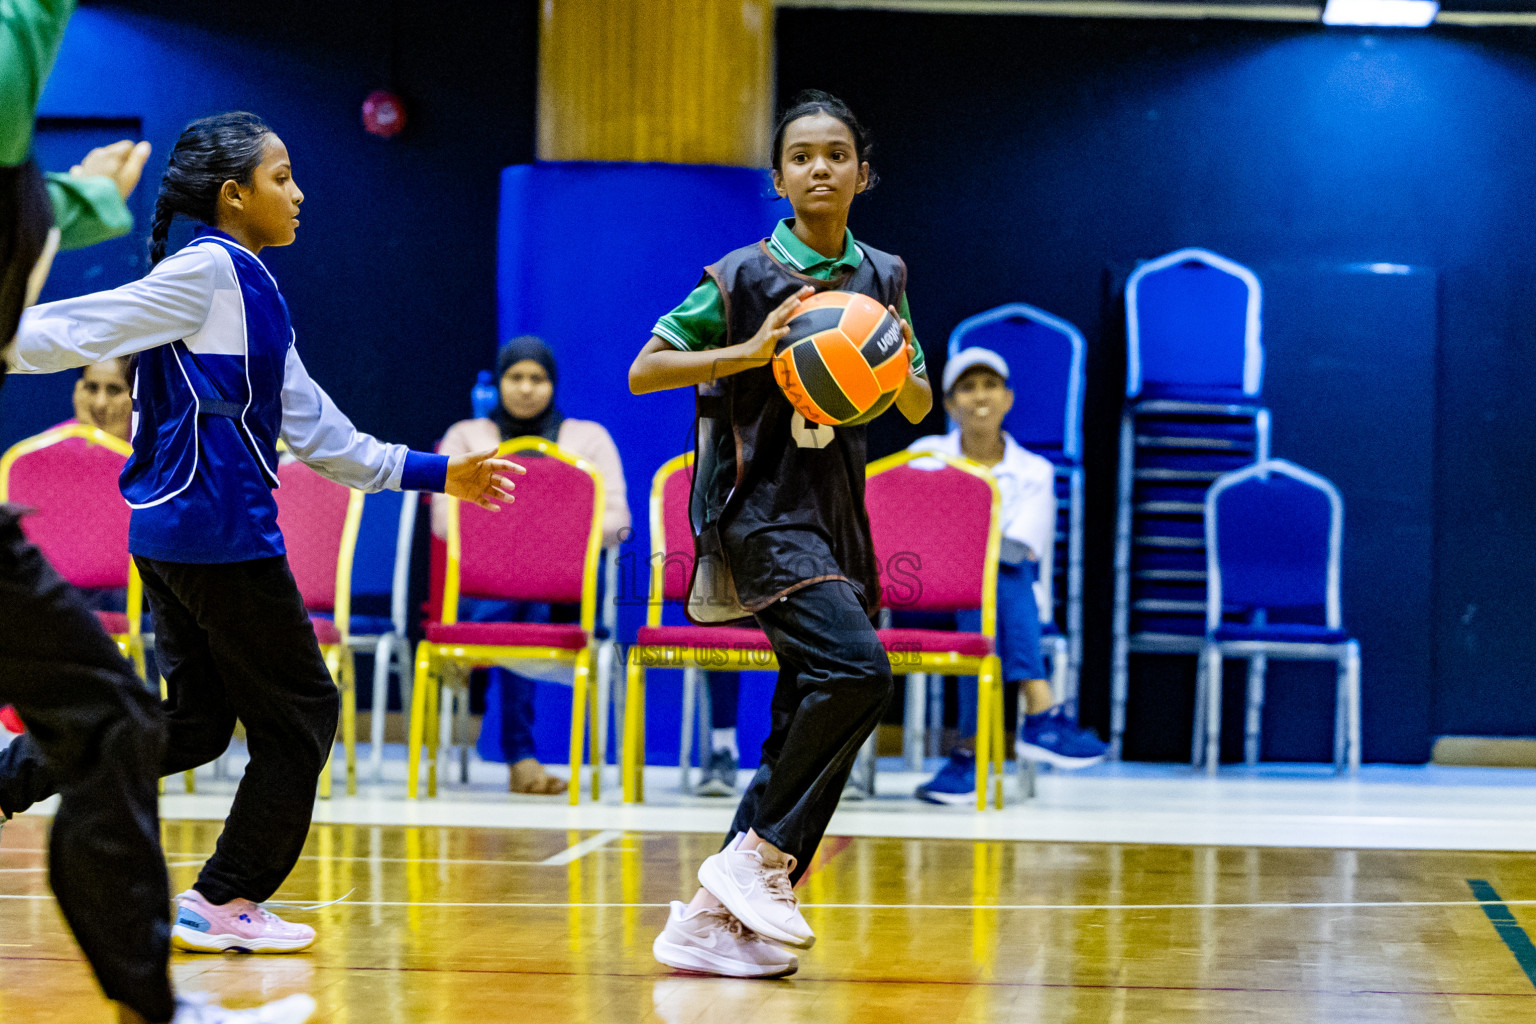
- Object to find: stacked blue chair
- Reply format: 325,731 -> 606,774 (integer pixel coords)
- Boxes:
1199,460 -> 1360,775
1110,248 -> 1270,760
947,303 -> 1084,715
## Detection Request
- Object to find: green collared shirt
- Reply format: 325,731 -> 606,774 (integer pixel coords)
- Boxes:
45,171 -> 132,250
0,0 -> 72,167
3,0 -> 132,249
654,219 -> 927,378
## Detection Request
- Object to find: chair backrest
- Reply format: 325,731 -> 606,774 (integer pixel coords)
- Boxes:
274,459 -> 364,629
1126,248 -> 1263,402
444,437 -> 603,630
947,303 -> 1085,462
645,453 -> 696,624
0,424 -> 132,590
1206,459 -> 1342,631
865,451 -> 1001,630
350,487 -> 418,633
352,489 -> 402,600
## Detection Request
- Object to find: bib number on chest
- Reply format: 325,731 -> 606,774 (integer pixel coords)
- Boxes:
791,412 -> 835,449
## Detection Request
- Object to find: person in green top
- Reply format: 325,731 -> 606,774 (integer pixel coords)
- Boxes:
2,0 -> 150,354
0,4 -> 314,1023
632,90 -> 932,980
660,216 -> 929,801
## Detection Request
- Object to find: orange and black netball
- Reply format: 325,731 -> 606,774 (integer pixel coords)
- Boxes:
771,291 -> 909,427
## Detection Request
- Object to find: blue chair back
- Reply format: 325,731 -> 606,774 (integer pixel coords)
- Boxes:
947,303 -> 1084,462
1126,248 -> 1263,403
1206,460 -> 1341,630
352,489 -> 403,600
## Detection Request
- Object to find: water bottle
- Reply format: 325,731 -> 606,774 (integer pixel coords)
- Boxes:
471,370 -> 498,419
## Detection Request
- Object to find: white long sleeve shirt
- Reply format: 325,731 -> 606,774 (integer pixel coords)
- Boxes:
8,235 -> 445,562
8,244 -> 423,492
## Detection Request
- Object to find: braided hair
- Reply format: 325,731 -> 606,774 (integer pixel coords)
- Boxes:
148,112 -> 272,267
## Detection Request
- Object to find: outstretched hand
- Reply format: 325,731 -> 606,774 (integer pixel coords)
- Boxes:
71,140 -> 153,200
445,449 -> 525,511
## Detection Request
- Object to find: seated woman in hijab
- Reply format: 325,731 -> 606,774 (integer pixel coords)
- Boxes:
61,355 -> 131,440
433,336 -> 630,795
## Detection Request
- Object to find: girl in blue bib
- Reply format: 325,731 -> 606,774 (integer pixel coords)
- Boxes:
1,112 -> 519,956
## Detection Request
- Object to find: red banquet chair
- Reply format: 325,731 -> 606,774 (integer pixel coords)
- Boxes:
620,453 -> 777,804
273,458 -> 365,797
0,423 -> 146,678
407,437 -> 605,804
866,450 -> 1004,810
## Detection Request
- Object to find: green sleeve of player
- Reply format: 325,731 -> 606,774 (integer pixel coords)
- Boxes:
45,172 -> 132,251
898,292 -> 927,378
653,279 -> 728,352
0,0 -> 77,167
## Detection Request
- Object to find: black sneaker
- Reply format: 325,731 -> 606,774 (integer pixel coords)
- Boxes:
697,748 -> 738,796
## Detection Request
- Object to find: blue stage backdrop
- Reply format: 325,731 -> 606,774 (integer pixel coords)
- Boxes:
497,161 -> 782,766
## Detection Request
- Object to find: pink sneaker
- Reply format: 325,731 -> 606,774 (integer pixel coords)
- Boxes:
172,890 -> 316,954
697,834 -> 814,950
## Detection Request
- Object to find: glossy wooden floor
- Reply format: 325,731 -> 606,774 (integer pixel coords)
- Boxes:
3,817 -> 1535,1023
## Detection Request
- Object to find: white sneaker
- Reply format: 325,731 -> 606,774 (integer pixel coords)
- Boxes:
652,901 -> 797,978
697,834 -> 814,950
171,993 -> 317,1023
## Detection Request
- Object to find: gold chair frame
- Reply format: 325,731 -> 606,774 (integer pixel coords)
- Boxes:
406,437 -> 605,805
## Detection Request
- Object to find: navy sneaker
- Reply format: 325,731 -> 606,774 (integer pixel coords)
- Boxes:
1017,707 -> 1108,769
914,748 -> 976,805
697,748 -> 738,797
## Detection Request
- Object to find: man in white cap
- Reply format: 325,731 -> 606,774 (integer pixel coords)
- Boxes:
907,347 -> 1106,804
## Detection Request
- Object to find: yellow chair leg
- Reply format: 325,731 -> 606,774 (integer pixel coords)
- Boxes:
406,644 -> 431,799
121,635 -> 146,682
975,668 -> 991,813
155,675 -> 196,795
568,648 -> 590,807
636,659 -> 646,803
156,674 -> 166,798
586,650 -> 601,801
425,666 -> 441,798
622,651 -> 644,804
991,661 -> 1006,809
319,647 -> 342,800
342,651 -> 358,796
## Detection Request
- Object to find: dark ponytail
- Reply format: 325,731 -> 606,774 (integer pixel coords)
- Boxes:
148,111 -> 272,267
770,90 -> 878,192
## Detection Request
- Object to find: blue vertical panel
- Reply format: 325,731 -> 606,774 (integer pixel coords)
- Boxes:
497,162 -> 781,763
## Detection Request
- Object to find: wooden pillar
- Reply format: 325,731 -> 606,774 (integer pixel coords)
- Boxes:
538,0 -> 773,168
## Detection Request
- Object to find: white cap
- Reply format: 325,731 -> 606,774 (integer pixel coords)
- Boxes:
943,347 -> 1010,394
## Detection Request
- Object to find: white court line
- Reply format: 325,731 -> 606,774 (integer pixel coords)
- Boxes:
5,895 -> 1534,911
1,859 -> 204,875
291,856 -> 553,867
176,855 -> 553,868
4,847 -> 562,868
539,829 -> 624,866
